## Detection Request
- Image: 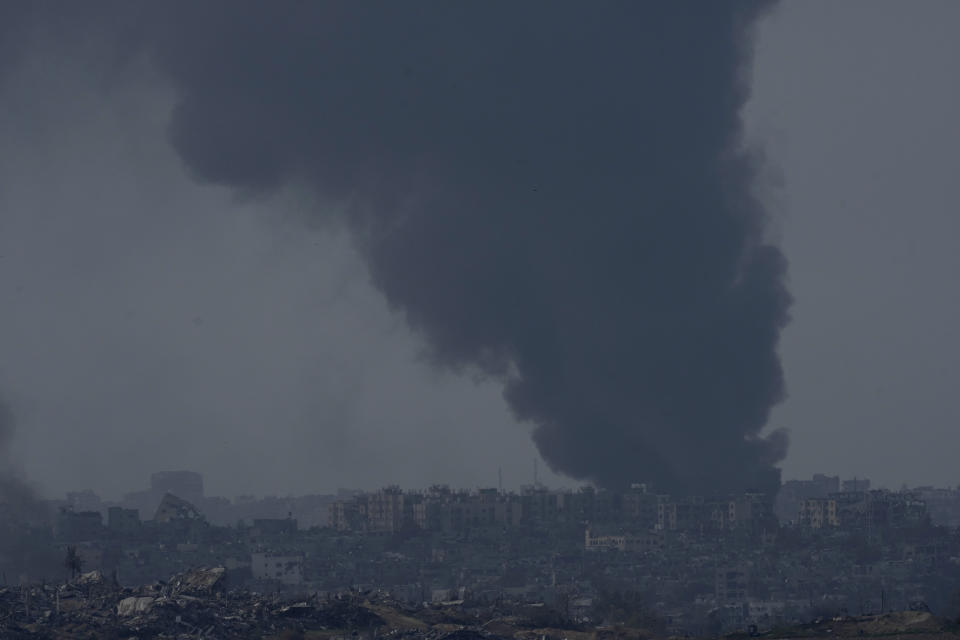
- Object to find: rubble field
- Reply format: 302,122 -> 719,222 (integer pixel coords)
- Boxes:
3,567 -> 960,640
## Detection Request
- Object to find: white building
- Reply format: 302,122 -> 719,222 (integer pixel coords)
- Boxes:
251,552 -> 303,585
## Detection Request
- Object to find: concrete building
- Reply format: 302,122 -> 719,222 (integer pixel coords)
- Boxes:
251,552 -> 303,585
915,487 -> 960,527
154,493 -> 205,523
250,517 -> 297,537
657,496 -> 704,531
842,478 -> 871,493
775,474 -> 839,523
66,490 -> 103,515
584,527 -> 663,552
365,486 -> 406,533
716,565 -> 750,604
329,498 -> 364,532
798,498 -> 839,529
800,489 -> 927,532
107,507 -> 140,534
622,484 -> 658,528
55,509 -> 103,541
330,487 -> 412,533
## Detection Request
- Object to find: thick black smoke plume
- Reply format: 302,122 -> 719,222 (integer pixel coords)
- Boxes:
10,1 -> 791,494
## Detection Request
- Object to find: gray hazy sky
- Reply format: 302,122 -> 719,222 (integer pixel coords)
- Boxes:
1,0 -> 958,499
749,0 -> 960,488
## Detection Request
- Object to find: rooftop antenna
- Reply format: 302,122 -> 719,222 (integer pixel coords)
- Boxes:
498,466 -> 503,494
534,458 -> 539,486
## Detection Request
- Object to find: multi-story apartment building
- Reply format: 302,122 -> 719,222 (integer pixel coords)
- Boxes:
798,498 -> 839,528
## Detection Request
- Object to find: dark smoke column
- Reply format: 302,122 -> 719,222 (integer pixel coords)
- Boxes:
150,0 -> 790,494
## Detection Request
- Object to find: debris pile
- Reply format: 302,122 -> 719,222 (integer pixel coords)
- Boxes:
786,610 -> 948,638
1,568 -> 955,639
0,567 -> 390,638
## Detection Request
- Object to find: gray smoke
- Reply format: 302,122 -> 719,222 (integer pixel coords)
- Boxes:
0,400 -> 36,511
0,5 -> 66,579
0,398 -> 56,582
7,1 -> 790,494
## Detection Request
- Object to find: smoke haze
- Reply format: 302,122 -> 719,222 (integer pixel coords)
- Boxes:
149,1 -> 790,493
2,2 -> 790,495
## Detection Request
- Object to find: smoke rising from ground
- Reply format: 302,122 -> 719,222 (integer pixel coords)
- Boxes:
0,398 -> 56,582
5,1 -> 790,494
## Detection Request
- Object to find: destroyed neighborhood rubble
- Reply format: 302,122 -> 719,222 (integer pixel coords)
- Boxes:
0,566 -> 436,639
1,565 -> 958,639
117,595 -> 155,616
171,566 -> 226,595
0,566 -> 616,640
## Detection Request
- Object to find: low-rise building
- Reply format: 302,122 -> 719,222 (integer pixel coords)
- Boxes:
107,507 -> 140,534
584,527 -> 663,552
251,552 -> 304,585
